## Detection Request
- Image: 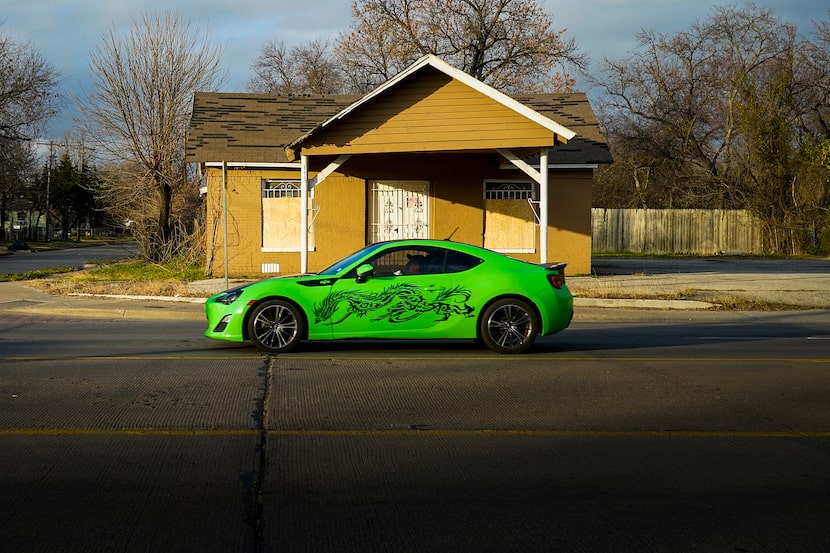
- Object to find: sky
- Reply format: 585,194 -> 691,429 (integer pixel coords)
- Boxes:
2,0 -> 828,139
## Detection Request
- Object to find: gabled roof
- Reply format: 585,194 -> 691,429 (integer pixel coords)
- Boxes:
284,54 -> 576,159
186,56 -> 612,166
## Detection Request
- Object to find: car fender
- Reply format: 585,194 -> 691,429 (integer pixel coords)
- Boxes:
475,294 -> 543,339
241,295 -> 311,341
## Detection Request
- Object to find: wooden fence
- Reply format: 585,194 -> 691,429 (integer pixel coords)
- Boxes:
591,209 -> 765,255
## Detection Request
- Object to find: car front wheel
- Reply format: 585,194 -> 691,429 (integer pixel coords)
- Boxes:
479,298 -> 538,354
247,299 -> 304,354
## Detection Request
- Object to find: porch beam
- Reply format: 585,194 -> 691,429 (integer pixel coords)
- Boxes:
309,154 -> 351,189
496,148 -> 541,182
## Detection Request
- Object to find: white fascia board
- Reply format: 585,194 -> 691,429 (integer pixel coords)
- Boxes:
500,162 -> 600,170
205,161 -> 300,169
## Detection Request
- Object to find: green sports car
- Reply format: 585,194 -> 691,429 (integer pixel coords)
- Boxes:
204,239 -> 573,354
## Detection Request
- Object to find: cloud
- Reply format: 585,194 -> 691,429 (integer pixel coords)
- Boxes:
2,0 -> 827,137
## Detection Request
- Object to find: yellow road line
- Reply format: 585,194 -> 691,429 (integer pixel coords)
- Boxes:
0,429 -> 260,436
2,428 -> 828,438
3,355 -> 829,363
2,355 -> 264,361
276,356 -> 830,363
274,357 -> 830,364
268,429 -> 830,438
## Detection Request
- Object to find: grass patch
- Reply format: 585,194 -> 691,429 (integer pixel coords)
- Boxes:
81,259 -> 207,282
22,258 -> 210,298
0,267 -> 77,282
707,295 -> 807,311
569,281 -> 807,311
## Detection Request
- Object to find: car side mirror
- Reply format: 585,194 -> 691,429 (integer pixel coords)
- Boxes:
355,263 -> 374,282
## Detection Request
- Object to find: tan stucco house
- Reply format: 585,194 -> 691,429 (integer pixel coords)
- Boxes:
186,55 -> 611,277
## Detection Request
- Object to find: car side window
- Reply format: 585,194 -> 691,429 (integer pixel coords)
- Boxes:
368,249 -> 428,276
366,247 -> 482,276
441,251 -> 482,273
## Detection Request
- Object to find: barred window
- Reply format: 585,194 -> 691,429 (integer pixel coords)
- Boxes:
484,182 -> 534,200
262,180 -> 301,198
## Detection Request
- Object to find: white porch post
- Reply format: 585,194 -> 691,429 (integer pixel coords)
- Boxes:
300,155 -> 309,273
539,148 -> 549,264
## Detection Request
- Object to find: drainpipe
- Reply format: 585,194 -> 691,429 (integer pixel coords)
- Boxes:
300,155 -> 309,273
539,148 -> 549,264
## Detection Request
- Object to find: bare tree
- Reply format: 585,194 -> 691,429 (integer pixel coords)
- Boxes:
80,11 -> 224,261
594,4 -> 830,253
248,41 -> 297,94
0,27 -> 60,142
597,5 -> 805,209
335,0 -> 585,94
0,26 -> 58,240
295,39 -> 345,94
799,14 -> 830,140
248,39 -> 344,95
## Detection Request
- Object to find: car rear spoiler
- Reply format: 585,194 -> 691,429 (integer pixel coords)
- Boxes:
540,262 -> 567,272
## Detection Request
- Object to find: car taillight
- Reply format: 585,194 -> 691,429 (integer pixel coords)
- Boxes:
547,272 -> 565,289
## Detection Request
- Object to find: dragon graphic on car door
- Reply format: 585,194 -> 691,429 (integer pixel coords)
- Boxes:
315,273 -> 475,339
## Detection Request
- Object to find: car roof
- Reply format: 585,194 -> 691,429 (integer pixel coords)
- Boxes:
373,239 -> 493,255
375,238 -> 476,248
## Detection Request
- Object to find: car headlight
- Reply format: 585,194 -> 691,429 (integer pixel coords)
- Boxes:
215,288 -> 245,305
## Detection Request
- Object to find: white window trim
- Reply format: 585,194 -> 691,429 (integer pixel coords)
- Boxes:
261,247 -> 317,253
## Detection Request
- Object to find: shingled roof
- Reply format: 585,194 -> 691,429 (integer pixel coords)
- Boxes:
186,91 -> 611,165
186,93 -> 361,164
513,94 -> 613,165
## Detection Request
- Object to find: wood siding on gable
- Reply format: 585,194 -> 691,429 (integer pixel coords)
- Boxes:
300,69 -> 558,156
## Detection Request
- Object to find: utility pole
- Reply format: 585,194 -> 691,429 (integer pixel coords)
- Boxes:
34,140 -> 55,242
45,141 -> 52,241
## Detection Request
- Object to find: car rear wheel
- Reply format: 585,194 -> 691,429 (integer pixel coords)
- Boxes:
479,298 -> 538,354
248,299 -> 304,354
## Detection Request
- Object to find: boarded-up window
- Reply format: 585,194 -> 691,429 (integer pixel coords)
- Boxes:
262,180 -> 314,251
483,181 -> 536,253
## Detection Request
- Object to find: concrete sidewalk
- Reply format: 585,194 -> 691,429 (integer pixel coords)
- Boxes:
1,256 -> 828,321
569,256 -> 830,310
0,279 -> 208,321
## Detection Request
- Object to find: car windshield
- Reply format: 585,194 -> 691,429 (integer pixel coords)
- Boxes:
317,242 -> 386,276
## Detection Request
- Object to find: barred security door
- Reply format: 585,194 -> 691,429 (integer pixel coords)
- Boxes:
369,181 -> 430,242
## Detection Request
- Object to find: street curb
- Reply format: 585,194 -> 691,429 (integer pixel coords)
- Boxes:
8,304 -> 205,321
573,297 -> 716,310
69,293 -> 206,304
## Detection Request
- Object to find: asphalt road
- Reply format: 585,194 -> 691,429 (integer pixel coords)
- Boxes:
590,255 -> 830,275
1,311 -> 829,552
0,242 -> 139,274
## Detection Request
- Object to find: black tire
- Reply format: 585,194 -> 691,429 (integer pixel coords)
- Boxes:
479,298 -> 538,354
247,299 -> 304,354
